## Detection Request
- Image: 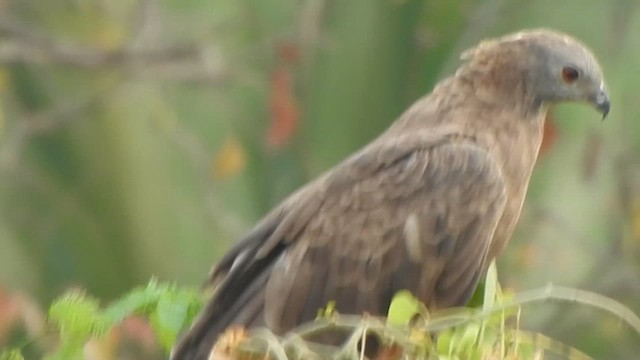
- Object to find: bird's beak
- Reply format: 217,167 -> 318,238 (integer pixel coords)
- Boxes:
593,88 -> 610,120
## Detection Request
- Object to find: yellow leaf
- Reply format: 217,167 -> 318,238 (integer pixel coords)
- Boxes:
316,300 -> 336,319
96,23 -> 126,50
212,136 -> 246,180
209,326 -> 248,360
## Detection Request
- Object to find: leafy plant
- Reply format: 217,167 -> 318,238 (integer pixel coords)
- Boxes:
0,279 -> 202,360
2,264 -> 640,359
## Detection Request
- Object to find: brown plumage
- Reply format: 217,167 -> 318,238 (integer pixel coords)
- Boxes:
171,29 -> 610,359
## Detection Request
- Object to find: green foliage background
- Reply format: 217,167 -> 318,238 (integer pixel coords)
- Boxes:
0,0 -> 639,358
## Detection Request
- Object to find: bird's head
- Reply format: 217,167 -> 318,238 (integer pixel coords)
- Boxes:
461,29 -> 610,118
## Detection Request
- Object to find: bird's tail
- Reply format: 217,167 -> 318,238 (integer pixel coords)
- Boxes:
170,272 -> 270,360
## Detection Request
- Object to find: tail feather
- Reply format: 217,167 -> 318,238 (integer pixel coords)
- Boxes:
171,266 -> 272,360
171,225 -> 286,360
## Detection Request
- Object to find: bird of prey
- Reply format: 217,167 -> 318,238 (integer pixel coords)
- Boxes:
171,29 -> 610,359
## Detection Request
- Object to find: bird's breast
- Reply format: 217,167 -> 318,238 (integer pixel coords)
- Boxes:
484,113 -> 545,260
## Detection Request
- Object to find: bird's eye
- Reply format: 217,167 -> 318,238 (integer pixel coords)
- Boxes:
561,66 -> 579,84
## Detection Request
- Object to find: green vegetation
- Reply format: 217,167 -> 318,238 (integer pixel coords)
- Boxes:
1,280 -> 201,359
3,265 -> 638,359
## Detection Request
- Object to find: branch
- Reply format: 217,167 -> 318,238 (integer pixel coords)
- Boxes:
0,16 -> 227,84
0,83 -> 114,171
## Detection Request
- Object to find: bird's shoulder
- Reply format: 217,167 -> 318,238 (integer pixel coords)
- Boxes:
322,130 -> 505,198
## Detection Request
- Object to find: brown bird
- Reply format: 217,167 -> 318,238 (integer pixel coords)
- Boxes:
171,29 -> 610,359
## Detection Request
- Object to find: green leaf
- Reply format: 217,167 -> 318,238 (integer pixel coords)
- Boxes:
46,290 -> 109,360
316,300 -> 337,319
150,291 -> 197,352
387,290 -> 423,327
482,261 -> 498,313
48,290 -> 109,339
102,279 -> 166,322
456,323 -> 481,354
0,349 -> 25,360
436,329 -> 454,355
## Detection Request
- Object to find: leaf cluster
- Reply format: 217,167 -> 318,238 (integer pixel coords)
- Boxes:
0,279 -> 202,360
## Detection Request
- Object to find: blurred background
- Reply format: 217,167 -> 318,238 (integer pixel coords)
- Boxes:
0,0 -> 638,358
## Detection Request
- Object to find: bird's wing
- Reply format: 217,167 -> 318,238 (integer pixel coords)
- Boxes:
262,135 -> 507,330
171,133 -> 507,359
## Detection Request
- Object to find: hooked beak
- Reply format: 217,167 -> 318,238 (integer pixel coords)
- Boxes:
594,88 -> 610,120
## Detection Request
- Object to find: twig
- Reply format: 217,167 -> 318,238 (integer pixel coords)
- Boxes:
244,328 -> 290,360
0,81 -> 118,171
490,284 -> 640,336
0,15 -> 227,85
231,283 -> 640,359
276,285 -> 640,341
0,16 -> 195,67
